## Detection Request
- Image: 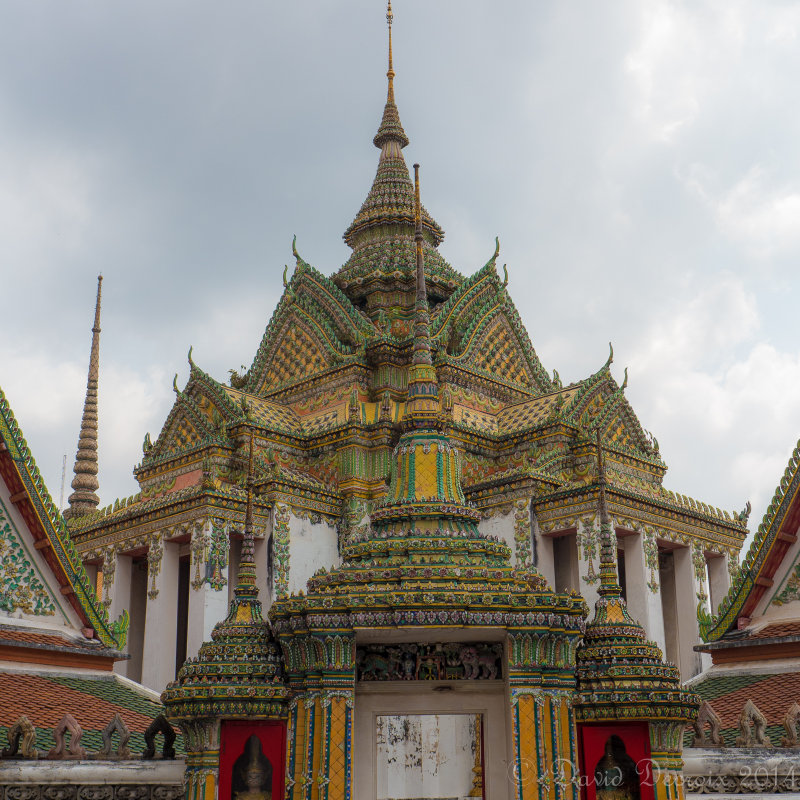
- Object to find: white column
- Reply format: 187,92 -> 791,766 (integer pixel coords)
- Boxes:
576,518 -> 600,613
108,550 -> 133,679
228,537 -> 242,603
186,520 -> 230,660
707,552 -> 731,613
621,531 -> 666,655
254,536 -> 269,609
536,531 -> 556,590
141,536 -> 180,692
673,545 -> 711,680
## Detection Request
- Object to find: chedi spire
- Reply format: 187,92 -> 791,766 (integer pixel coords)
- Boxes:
336,1 -> 459,315
65,276 -> 103,520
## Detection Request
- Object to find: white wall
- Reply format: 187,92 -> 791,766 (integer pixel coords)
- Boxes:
376,714 -> 478,800
288,513 -> 340,595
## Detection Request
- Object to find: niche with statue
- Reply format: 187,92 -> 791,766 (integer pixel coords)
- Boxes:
218,722 -> 286,800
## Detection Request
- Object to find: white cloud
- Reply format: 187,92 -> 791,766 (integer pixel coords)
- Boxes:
626,275 -> 800,531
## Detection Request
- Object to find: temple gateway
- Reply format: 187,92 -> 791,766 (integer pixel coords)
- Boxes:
44,4 -> 778,800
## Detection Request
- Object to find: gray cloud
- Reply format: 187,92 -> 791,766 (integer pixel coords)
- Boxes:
2,1 -> 799,541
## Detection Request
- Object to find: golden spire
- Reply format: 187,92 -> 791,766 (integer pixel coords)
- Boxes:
403,164 -> 439,426
595,429 -> 621,596
373,0 -> 409,150
387,0 -> 395,103
64,276 -> 103,520
235,431 -> 258,598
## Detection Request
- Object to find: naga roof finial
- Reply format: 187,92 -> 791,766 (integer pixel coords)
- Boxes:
64,275 -> 103,520
605,341 -> 614,369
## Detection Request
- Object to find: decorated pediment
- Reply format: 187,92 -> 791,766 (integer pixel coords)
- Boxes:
445,302 -> 551,392
432,253 -> 553,394
245,252 -> 372,396
144,391 -> 219,464
0,386 -> 124,648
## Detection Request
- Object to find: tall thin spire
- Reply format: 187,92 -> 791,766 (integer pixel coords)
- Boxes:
235,432 -> 258,599
386,0 -> 395,104
373,0 -> 409,151
405,164 -> 440,426
595,429 -> 622,596
65,276 -> 103,520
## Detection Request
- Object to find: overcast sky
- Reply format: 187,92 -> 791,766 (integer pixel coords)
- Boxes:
2,1 -> 799,543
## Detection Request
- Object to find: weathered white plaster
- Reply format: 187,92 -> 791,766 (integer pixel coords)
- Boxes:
673,546 -> 711,679
186,578 -> 228,662
355,683 -> 510,800
706,552 -> 731,614
254,535 -> 269,608
376,713 -> 478,800
478,510 -> 515,564
576,520 -> 600,613
141,540 -> 179,692
110,553 -> 135,680
287,513 -> 340,595
621,532 -> 667,655
0,758 -> 185,784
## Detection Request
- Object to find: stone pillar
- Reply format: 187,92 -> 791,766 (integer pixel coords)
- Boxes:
255,535 -> 269,608
707,551 -> 731,613
672,545 -> 711,680
141,535 -> 180,692
317,690 -> 354,800
576,516 -> 601,613
107,549 -> 132,679
510,689 -> 579,800
621,530 -> 667,655
187,520 -> 230,660
182,718 -> 221,800
508,630 -> 581,800
536,531 -> 556,589
649,721 -> 689,800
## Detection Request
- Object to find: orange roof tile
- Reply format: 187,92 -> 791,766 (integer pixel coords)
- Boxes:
0,673 -> 153,733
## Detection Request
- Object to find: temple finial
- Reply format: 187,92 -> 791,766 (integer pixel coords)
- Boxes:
403,164 -> 439,426
387,0 -> 395,103
595,429 -> 620,595
235,431 -> 258,597
373,0 -> 409,150
64,276 -> 103,520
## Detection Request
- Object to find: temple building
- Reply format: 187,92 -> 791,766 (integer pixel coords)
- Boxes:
63,5 -> 748,701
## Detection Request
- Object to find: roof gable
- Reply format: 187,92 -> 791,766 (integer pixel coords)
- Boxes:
245,255 -> 371,396
0,386 -> 126,650
700,440 -> 800,641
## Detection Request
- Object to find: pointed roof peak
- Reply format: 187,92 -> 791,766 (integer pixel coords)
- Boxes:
64,276 -> 103,520
373,0 -> 409,150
